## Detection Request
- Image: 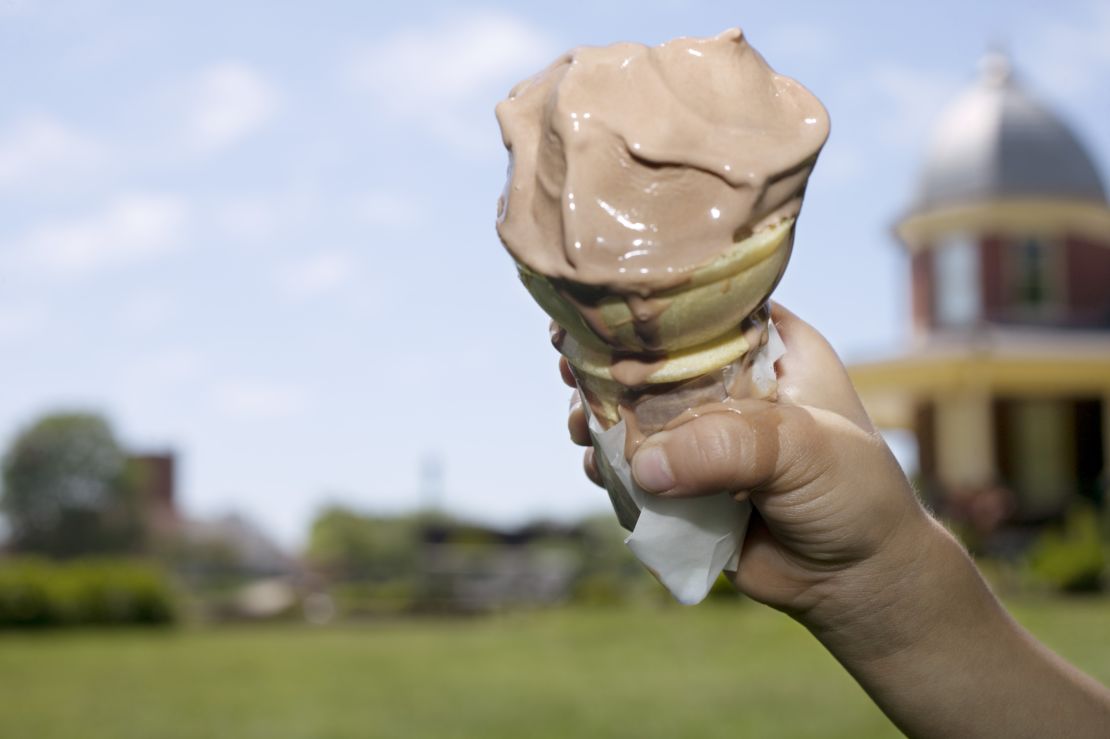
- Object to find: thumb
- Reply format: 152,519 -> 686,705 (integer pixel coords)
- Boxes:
630,400 -> 834,499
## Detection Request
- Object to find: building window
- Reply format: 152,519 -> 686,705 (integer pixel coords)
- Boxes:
934,235 -> 980,327
1008,238 -> 1062,317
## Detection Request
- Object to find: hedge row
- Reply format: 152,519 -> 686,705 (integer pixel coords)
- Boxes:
0,557 -> 178,628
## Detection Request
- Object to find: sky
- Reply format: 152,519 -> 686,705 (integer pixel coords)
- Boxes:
1,0 -> 1108,548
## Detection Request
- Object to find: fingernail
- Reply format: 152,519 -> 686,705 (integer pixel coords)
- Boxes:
632,444 -> 674,493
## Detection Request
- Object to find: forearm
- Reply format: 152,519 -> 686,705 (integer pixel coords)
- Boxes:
805,516 -> 1110,738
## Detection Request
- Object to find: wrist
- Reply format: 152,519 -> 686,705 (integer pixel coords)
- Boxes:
798,510 -> 1000,666
795,508 -> 1110,738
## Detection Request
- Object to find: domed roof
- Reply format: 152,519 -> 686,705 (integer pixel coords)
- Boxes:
916,52 -> 1106,210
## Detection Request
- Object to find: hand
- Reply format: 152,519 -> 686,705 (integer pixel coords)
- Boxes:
563,304 -> 933,631
562,357 -> 604,488
564,304 -> 1110,738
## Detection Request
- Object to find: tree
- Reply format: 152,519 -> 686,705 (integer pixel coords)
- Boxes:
1,413 -> 143,558
306,506 -> 427,579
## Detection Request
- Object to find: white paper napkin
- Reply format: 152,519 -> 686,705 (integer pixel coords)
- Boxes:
588,322 -> 785,605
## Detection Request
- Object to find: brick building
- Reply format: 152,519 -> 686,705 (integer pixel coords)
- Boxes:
851,53 -> 1110,532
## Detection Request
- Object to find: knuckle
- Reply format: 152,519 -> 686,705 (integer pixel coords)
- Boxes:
769,406 -> 832,490
679,417 -> 744,488
781,408 -> 848,488
759,403 -> 830,488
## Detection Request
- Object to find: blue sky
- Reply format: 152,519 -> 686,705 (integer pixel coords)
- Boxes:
2,0 -> 1108,546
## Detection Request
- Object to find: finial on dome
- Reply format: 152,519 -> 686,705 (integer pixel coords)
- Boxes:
979,46 -> 1013,87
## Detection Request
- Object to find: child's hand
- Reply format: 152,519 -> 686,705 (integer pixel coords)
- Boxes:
628,304 -> 932,630
563,304 -> 1110,738
566,304 -> 933,631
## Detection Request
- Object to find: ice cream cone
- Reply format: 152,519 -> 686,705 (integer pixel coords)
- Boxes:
493,28 -> 826,603
518,217 -> 794,355
559,307 -> 773,431
568,305 -> 784,539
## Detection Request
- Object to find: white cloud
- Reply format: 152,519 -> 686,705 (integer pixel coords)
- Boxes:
0,114 -> 103,189
347,11 -> 559,152
1026,1 -> 1110,99
187,62 -> 279,152
0,0 -> 32,17
212,188 -> 322,245
0,304 -> 46,343
23,193 -> 189,274
352,190 -> 418,228
119,290 -> 176,333
867,65 -> 959,148
276,251 -> 354,299
215,380 -> 309,420
130,346 -> 208,387
216,196 -> 280,242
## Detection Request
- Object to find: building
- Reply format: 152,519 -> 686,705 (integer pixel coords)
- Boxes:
417,520 -> 583,612
128,452 -> 182,540
128,451 -> 293,579
850,53 -> 1110,536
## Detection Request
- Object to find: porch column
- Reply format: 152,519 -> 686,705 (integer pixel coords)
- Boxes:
934,389 -> 996,488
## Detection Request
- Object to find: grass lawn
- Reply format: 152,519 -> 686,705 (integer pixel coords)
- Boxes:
1,597 -> 1109,738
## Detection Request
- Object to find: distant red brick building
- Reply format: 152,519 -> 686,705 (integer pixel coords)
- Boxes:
851,53 -> 1110,531
128,452 -> 182,540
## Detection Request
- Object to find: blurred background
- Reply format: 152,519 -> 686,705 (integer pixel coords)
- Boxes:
1,1 -> 1109,737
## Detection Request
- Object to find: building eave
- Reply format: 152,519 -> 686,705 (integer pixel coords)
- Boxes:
849,333 -> 1110,428
894,197 -> 1110,251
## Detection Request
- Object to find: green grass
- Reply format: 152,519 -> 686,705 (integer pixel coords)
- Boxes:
1,598 -> 1109,738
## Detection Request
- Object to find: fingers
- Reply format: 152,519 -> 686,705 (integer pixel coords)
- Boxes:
559,357 -> 576,388
563,357 -> 598,487
568,390 -> 591,446
562,358 -> 592,446
583,448 -> 603,487
562,305 -> 863,502
770,302 -> 874,432
630,400 -> 834,499
567,386 -> 601,486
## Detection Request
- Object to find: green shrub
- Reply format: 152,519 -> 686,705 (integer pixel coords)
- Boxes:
0,557 -> 178,628
332,579 -> 418,616
0,558 -> 59,626
570,571 -> 630,606
1026,504 -> 1105,594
